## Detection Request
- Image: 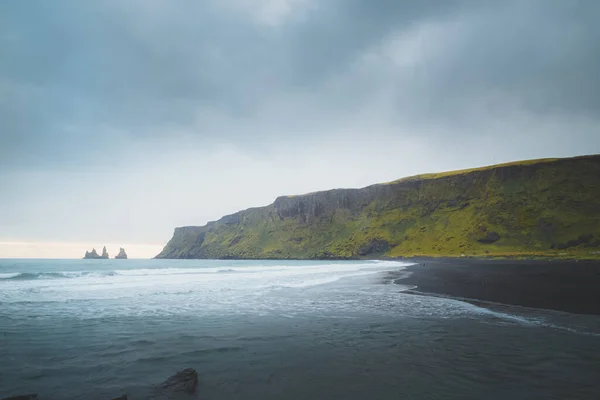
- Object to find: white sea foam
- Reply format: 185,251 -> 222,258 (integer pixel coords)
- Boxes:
13,259 -> 581,330
0,260 -> 412,312
1,259 -> 596,343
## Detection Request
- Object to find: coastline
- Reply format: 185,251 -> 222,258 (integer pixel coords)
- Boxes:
386,258 -> 600,316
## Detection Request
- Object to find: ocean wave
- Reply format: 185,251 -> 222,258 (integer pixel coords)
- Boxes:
185,346 -> 245,356
115,267 -> 286,276
0,266 -> 333,281
0,260 -> 409,283
0,272 -> 21,279
0,271 -> 117,281
0,267 -> 268,281
372,260 -> 416,267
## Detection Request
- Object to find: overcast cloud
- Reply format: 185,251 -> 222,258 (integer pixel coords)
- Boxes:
1,0 -> 599,257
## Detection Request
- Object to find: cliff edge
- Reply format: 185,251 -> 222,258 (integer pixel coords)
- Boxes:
156,155 -> 600,260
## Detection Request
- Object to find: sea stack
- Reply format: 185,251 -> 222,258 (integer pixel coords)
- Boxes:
83,246 -> 110,259
115,248 -> 128,259
84,248 -> 100,259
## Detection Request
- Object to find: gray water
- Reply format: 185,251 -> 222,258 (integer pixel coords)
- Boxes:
1,259 -> 599,399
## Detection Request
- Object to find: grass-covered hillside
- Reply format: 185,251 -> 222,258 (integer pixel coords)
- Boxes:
156,155 -> 600,260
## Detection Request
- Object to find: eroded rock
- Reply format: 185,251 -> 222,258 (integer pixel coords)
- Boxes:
1,395 -> 38,400
157,368 -> 198,394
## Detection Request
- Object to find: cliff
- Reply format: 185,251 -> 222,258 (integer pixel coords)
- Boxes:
156,155 -> 600,260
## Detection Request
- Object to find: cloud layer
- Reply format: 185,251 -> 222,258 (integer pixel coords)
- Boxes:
1,0 -> 599,253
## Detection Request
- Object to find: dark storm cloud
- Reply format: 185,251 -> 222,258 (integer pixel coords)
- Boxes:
390,1 -> 600,123
1,0 -> 599,170
276,0 -> 464,85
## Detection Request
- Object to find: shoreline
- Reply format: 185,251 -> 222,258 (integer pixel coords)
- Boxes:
386,258 -> 600,316
153,252 -> 600,261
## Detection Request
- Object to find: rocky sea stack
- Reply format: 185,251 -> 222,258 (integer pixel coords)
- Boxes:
115,248 -> 128,259
84,246 -> 109,259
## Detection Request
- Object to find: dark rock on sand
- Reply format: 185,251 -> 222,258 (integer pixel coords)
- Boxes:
2,370 -> 199,400
157,368 -> 198,394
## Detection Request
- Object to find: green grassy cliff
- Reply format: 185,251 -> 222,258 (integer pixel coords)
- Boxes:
156,155 -> 600,259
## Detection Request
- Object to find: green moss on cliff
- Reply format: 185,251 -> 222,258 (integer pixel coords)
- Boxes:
156,155 -> 600,260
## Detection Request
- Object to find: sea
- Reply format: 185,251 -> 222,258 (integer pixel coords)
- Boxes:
1,259 -> 599,400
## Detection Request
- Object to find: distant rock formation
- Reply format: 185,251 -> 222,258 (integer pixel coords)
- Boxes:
83,246 -> 109,259
115,248 -> 128,259
84,248 -> 100,259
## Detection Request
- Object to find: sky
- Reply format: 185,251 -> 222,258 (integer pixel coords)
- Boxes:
1,0 -> 599,258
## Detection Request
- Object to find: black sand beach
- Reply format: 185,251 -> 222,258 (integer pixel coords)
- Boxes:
389,258 -> 600,315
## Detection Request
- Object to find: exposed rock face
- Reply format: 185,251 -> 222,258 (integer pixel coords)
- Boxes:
551,234 -> 598,250
156,368 -> 198,394
357,239 -> 390,256
477,231 -> 501,244
156,155 -> 600,259
101,246 -> 109,258
115,248 -> 128,259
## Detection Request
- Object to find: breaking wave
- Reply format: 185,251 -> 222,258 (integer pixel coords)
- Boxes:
0,261 -> 410,282
0,271 -> 118,280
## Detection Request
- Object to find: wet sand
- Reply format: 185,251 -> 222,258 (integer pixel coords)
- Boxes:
388,258 -> 600,315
